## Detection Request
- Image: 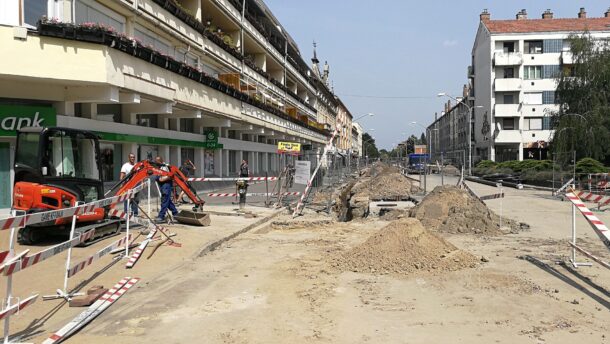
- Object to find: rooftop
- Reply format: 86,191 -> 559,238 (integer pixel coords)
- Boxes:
480,8 -> 610,34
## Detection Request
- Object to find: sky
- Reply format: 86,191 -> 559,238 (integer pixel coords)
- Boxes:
264,0 -> 609,149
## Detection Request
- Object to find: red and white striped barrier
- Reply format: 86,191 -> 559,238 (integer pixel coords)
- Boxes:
0,250 -> 10,265
0,183 -> 145,231
188,176 -> 278,182
207,192 -> 302,197
107,208 -> 151,227
126,228 -> 157,269
0,229 -> 95,277
293,115 -> 344,217
568,242 -> 610,271
574,190 -> 610,207
67,235 -> 131,278
565,190 -> 610,251
480,192 -> 505,201
0,294 -> 38,321
43,277 -> 139,344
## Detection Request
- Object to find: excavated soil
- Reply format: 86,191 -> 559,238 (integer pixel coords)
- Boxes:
332,218 -> 478,275
351,172 -> 418,200
410,185 -> 520,235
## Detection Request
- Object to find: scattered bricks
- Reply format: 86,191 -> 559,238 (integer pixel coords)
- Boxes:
69,288 -> 108,307
87,285 -> 104,295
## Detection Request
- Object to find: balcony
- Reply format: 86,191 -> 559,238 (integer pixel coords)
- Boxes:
494,52 -> 523,66
467,65 -> 474,78
495,130 -> 522,143
561,52 -> 573,65
494,104 -> 521,117
494,78 -> 521,92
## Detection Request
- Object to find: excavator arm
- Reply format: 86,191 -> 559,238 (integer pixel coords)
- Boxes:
108,161 -> 205,210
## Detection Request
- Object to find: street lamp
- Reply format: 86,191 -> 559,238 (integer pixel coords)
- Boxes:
353,113 -> 375,123
437,92 -> 483,175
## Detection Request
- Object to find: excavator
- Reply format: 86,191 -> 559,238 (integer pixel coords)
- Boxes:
12,127 -> 209,245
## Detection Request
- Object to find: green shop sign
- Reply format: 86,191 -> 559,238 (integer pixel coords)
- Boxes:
96,129 -> 223,150
0,105 -> 56,136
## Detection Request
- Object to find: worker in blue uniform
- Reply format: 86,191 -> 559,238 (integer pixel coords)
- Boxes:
155,156 -> 178,222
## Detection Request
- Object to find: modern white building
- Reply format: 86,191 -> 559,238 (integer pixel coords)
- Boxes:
470,7 -> 610,162
0,0 -> 351,210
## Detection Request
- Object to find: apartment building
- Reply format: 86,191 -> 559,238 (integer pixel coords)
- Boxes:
428,85 -> 473,163
470,8 -> 610,162
351,122 -> 363,157
0,0 -> 350,209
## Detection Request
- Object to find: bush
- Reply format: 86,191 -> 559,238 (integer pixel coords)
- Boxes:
476,160 -> 497,168
575,158 -> 608,174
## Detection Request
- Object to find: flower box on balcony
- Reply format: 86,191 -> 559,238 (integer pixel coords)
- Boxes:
38,21 -> 68,38
75,25 -> 105,43
175,8 -> 188,22
163,0 -> 178,14
179,65 -> 192,78
103,31 -> 118,47
189,69 -> 202,82
117,36 -> 136,55
167,58 -> 181,73
136,46 -> 154,62
151,52 -> 168,68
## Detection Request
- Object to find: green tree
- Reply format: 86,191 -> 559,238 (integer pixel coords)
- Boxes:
419,132 -> 427,145
552,33 -> 610,164
362,132 -> 379,158
406,135 -> 418,154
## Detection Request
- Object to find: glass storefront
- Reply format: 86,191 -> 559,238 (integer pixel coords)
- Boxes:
204,150 -> 215,175
139,145 -> 158,162
100,143 -> 122,182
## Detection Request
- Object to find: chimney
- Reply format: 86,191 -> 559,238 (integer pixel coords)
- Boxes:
578,7 -> 587,19
605,8 -> 610,18
435,112 -> 438,121
542,9 -> 553,19
463,84 -> 468,98
480,9 -> 490,22
516,9 -> 527,20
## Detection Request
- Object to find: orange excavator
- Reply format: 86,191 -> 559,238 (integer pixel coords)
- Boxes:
12,127 -> 209,245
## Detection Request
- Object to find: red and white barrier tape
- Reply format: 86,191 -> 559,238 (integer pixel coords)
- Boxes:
207,192 -> 301,197
107,208 -> 151,227
568,242 -> 610,270
0,183 -> 146,231
188,177 -> 278,182
0,229 -> 95,277
0,294 -> 38,321
43,277 -> 138,344
0,250 -> 9,265
126,228 -> 157,269
565,190 -> 610,251
480,192 -> 505,201
67,235 -> 131,278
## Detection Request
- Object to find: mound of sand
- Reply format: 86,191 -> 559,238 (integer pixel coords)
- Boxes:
333,218 -> 478,275
352,172 -> 417,200
410,185 -> 519,235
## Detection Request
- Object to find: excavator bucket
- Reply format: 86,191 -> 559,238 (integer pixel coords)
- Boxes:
174,210 -> 211,226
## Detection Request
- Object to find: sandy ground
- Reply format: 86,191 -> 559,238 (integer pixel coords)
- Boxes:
3,174 -> 610,343
63,175 -> 610,344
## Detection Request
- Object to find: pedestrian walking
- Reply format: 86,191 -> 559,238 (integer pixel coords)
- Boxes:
155,156 -> 178,222
120,153 -> 139,217
239,159 -> 249,178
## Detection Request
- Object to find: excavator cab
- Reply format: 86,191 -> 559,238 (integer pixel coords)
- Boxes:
12,127 -> 116,244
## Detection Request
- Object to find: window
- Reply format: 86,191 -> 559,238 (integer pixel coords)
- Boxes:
543,39 -> 563,53
179,118 -> 195,133
75,0 -> 124,32
523,92 -> 543,105
525,41 -> 543,54
229,150 -> 237,173
503,42 -> 515,53
180,148 -> 195,166
228,130 -> 237,139
134,28 -> 171,55
503,68 -> 514,78
542,116 -> 554,130
524,66 -> 542,79
100,143 -> 122,182
543,65 -> 560,79
176,49 -> 199,68
24,0 -> 47,28
524,117 -> 542,130
503,94 -> 515,104
503,118 -> 515,130
136,114 -> 158,128
97,104 -> 122,123
542,91 -> 556,104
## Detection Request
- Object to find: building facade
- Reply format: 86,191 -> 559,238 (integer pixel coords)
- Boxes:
428,87 -> 472,164
0,0 -> 350,210
351,122 -> 363,157
470,8 -> 610,162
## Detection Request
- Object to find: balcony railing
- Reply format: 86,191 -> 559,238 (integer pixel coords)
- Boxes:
494,52 -> 523,66
494,103 -> 521,117
494,78 -> 522,92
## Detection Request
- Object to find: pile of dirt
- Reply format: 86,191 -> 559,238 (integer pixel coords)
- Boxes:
332,218 -> 478,275
442,165 -> 461,176
352,172 -> 418,200
410,185 -> 520,235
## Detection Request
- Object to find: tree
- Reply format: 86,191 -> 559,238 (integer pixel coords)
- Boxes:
406,135 -> 418,154
362,132 -> 379,158
552,32 -> 610,164
419,132 -> 427,145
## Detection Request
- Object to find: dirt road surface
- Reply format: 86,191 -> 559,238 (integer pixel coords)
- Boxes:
66,177 -> 610,344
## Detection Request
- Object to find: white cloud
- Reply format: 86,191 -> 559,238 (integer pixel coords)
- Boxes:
443,39 -> 458,47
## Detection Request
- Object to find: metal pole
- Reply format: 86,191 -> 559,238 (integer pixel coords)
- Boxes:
571,200 -> 576,263
125,196 -> 130,257
469,107 -> 472,176
147,178 -> 151,218
441,152 -> 444,186
63,204 -> 82,293
3,211 -> 20,344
